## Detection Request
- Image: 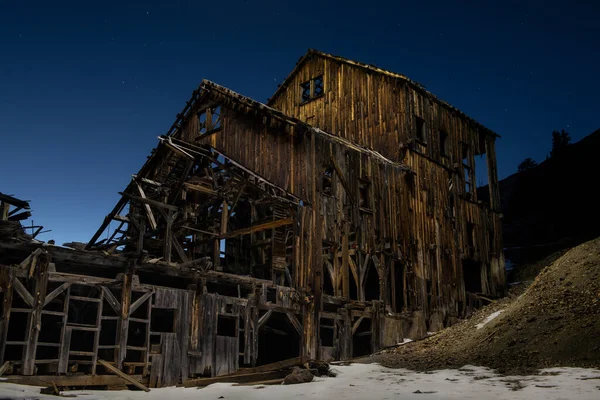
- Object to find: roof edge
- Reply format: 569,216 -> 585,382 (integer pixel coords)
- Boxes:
267,49 -> 500,139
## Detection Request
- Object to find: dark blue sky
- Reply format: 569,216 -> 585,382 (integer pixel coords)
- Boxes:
1,0 -> 598,245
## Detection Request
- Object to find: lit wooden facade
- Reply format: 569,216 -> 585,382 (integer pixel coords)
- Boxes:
0,50 -> 504,387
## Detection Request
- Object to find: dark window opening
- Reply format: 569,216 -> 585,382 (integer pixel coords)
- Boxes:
39,314 -> 63,344
364,265 -> 380,301
323,165 -> 333,196
300,81 -> 311,103
127,320 -> 148,347
67,300 -> 99,326
266,288 -> 277,304
300,75 -> 324,104
150,308 -> 175,333
257,311 -> 299,365
323,266 -> 334,296
319,318 -> 334,347
467,222 -> 475,249
358,180 -> 371,209
198,110 -> 208,135
415,116 -> 426,143
464,165 -> 472,195
99,319 -> 118,346
462,259 -> 482,293
475,153 -> 489,189
217,315 -> 237,337
440,130 -> 449,157
352,318 -> 372,357
211,105 -> 222,131
314,76 -> 324,96
392,262 -> 404,312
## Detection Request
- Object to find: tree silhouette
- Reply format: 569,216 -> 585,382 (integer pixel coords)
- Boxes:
550,129 -> 571,158
517,157 -> 538,172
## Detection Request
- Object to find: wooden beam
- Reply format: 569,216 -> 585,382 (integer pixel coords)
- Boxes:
285,312 -> 302,335
219,218 -> 293,239
352,316 -> 365,335
183,182 -> 218,196
257,309 -> 273,330
12,278 -> 33,307
119,192 -> 179,212
1,373 -> 145,387
101,286 -> 121,314
43,282 -> 72,307
97,359 -> 151,392
135,182 -> 158,230
128,291 -> 154,317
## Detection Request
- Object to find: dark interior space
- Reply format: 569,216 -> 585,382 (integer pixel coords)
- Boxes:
462,259 -> 482,293
217,315 -> 237,337
352,317 -> 372,358
256,311 -> 299,366
150,308 -> 175,333
364,265 -> 380,301
323,267 -> 334,295
319,318 -> 334,347
349,272 -> 358,300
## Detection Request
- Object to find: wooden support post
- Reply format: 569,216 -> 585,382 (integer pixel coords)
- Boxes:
0,266 -> 15,366
23,253 -> 50,375
164,210 -> 173,263
116,272 -> 133,369
342,223 -> 349,298
214,200 -> 228,272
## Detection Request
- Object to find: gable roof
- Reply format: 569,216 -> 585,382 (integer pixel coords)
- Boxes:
169,79 -> 411,172
267,49 -> 500,138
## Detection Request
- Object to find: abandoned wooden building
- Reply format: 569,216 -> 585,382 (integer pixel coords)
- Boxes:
0,49 -> 505,387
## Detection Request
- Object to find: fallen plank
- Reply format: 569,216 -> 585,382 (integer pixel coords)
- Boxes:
183,368 -> 291,388
97,359 -> 151,392
234,378 -> 285,386
2,374 -> 144,387
0,361 -> 12,376
232,355 -> 309,375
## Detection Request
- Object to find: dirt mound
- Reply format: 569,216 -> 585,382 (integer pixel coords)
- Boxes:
364,237 -> 600,374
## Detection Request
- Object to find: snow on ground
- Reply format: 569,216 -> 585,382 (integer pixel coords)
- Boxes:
476,309 -> 504,329
397,338 -> 413,345
1,364 -> 599,400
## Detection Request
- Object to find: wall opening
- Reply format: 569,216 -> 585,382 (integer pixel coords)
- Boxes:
257,311 -> 299,365
150,308 -> 175,333
319,318 -> 335,347
349,270 -> 358,300
217,315 -> 237,337
439,130 -> 449,157
364,264 -> 380,301
352,318 -> 372,357
462,259 -> 482,293
323,266 -> 334,296
322,165 -> 334,196
393,261 -> 404,312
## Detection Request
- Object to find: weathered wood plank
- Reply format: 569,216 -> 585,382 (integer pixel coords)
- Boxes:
97,359 -> 151,392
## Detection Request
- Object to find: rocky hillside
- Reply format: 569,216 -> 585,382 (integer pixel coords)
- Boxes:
364,237 -> 600,374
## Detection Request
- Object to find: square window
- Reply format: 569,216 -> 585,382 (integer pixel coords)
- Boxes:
314,75 -> 324,96
300,81 -> 311,103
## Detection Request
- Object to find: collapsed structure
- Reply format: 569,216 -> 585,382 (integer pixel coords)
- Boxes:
0,50 -> 505,387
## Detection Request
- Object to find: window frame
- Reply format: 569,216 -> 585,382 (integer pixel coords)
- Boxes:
300,75 -> 324,104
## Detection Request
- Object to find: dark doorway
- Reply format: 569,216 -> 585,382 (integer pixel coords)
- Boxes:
352,318 -> 372,357
364,265 -> 380,301
257,311 -> 300,366
462,259 -> 482,293
323,267 -> 334,295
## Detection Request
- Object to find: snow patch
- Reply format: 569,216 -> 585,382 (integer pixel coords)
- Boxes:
476,310 -> 504,329
397,338 -> 413,346
1,364 -> 600,400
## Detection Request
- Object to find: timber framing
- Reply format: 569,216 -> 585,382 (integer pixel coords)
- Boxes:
0,49 -> 505,388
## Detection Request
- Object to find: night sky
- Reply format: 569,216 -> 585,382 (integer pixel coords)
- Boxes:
1,0 -> 598,245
